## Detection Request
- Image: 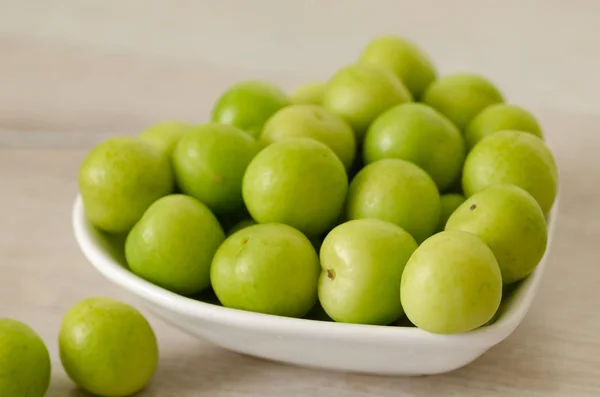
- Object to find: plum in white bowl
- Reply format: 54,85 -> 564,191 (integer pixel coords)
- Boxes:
72,195 -> 557,376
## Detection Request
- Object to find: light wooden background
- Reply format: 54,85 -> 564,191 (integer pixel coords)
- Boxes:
1,1 -> 599,396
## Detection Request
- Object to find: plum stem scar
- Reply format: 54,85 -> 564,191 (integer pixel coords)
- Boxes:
327,269 -> 336,280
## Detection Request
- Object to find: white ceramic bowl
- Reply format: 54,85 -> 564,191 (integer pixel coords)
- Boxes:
72,195 -> 557,376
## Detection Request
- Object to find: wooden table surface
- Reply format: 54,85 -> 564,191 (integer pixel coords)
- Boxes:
1,1 -> 599,395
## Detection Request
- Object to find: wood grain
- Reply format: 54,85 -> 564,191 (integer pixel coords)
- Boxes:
1,0 -> 599,395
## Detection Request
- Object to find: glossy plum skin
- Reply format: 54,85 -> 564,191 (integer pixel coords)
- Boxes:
401,230 -> 503,334
422,73 -> 504,130
243,138 -> 348,237
139,121 -> 195,157
437,193 -> 465,232
291,82 -> 325,105
318,219 -> 418,325
0,319 -> 51,397
211,80 -> 291,138
345,158 -> 440,243
363,103 -> 465,190
462,130 -> 558,214
59,297 -> 158,397
446,184 -> 548,284
211,223 -> 320,318
260,104 -> 356,171
359,35 -> 437,99
173,123 -> 259,215
78,137 -> 174,234
322,63 -> 413,140
125,194 -> 225,296
465,103 -> 543,149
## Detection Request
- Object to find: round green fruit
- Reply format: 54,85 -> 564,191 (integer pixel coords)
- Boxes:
260,104 -> 356,170
322,64 -> 412,140
318,219 -> 418,325
139,121 -> 195,157
358,35 -> 436,99
0,319 -> 50,397
345,159 -> 440,243
462,130 -> 558,213
125,194 -> 225,296
78,137 -> 174,234
59,297 -> 158,397
437,193 -> 465,231
291,82 -> 325,105
465,103 -> 543,149
422,73 -> 504,130
243,138 -> 348,236
446,184 -> 547,284
363,103 -> 465,190
173,123 -> 259,215
211,80 -> 290,138
400,230 -> 502,334
211,223 -> 320,317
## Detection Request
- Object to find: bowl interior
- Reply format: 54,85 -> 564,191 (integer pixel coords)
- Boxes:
72,195 -> 558,345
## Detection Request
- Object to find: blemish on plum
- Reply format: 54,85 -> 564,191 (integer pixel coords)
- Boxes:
211,173 -> 224,184
470,204 -> 477,211
327,269 -> 336,280
236,238 -> 249,257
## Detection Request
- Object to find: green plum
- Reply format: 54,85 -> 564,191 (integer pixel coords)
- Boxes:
318,219 -> 418,325
211,223 -> 320,317
59,297 -> 158,397
0,319 -> 50,397
358,35 -> 436,99
462,130 -> 558,213
345,159 -> 440,243
400,230 -> 502,334
173,123 -> 259,215
139,121 -> 195,157
363,103 -> 465,190
227,218 -> 257,236
78,137 -> 174,234
243,138 -> 348,236
465,103 -> 543,149
125,194 -> 225,296
322,64 -> 412,140
291,81 -> 325,105
260,104 -> 356,170
211,80 -> 291,138
437,193 -> 465,231
422,73 -> 504,130
446,184 -> 548,284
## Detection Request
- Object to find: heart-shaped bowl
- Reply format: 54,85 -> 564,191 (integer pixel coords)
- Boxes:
72,194 -> 558,376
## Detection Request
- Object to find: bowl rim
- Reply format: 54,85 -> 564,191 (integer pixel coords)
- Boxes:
72,194 -> 558,347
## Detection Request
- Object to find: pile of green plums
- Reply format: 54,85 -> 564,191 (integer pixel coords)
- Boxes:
78,35 -> 558,338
